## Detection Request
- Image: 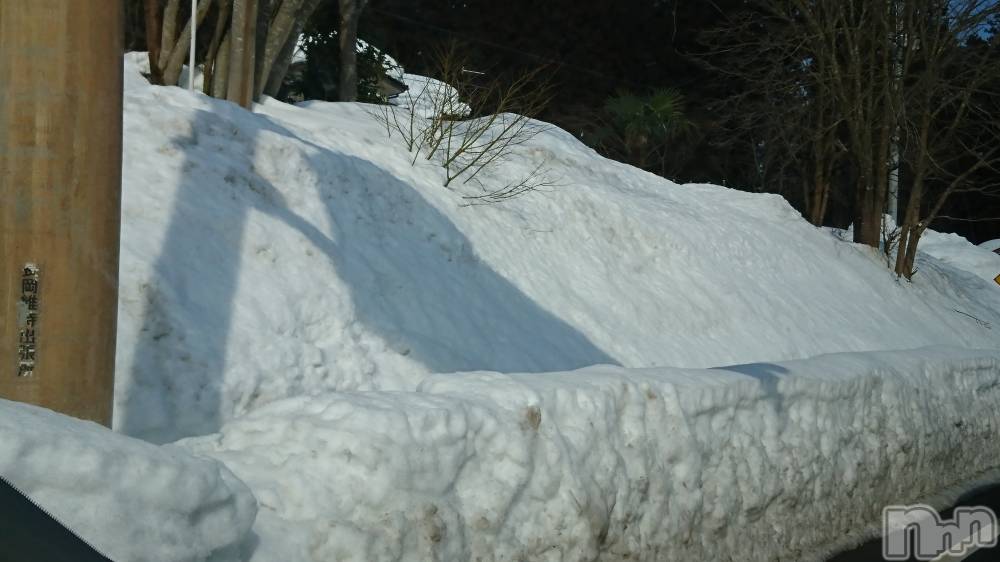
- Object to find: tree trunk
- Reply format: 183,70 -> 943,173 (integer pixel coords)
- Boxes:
145,0 -> 164,84
853,171 -> 879,246
147,0 -> 320,102
255,0 -> 305,99
160,0 -> 182,70
263,20 -> 300,96
263,0 -> 323,97
900,225 -> 922,279
204,0 -> 233,95
870,114 -> 892,243
807,121 -> 834,226
852,131 -> 885,248
894,105 -> 932,278
894,167 -> 925,278
227,0 -> 259,108
212,32 -> 232,98
251,0 -> 275,102
161,0 -> 214,87
808,175 -> 829,226
338,0 -> 364,102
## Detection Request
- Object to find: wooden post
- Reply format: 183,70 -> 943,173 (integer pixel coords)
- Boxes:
0,0 -> 124,426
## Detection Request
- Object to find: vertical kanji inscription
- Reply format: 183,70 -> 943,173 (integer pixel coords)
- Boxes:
15,264 -> 40,377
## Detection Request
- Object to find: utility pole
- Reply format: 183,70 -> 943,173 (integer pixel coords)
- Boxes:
0,1 -> 124,426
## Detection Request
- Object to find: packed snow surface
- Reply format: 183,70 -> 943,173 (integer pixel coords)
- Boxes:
918,229 -> 1000,284
980,239 -> 1000,253
181,347 -> 1000,562
393,73 -> 470,118
116,54 -> 1000,442
0,399 -> 256,562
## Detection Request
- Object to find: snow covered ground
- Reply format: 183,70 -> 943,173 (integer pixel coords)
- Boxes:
918,228 -> 1000,285
5,54 -> 1000,562
0,399 -> 256,562
116,53 -> 1000,443
980,239 -> 1000,253
180,347 -> 1000,562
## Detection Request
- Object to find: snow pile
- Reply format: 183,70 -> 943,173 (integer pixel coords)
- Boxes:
180,347 -> 1000,562
917,228 -> 1000,285
393,73 -> 470,118
116,56 -> 1000,443
0,399 -> 257,562
357,38 -> 405,80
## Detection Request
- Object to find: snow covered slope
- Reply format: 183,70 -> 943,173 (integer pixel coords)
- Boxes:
115,55 -> 1000,442
7,55 -> 1000,562
180,347 -> 1000,562
0,399 -> 256,562
919,228 -> 1000,284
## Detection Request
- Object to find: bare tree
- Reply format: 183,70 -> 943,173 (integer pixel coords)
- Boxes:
144,0 -> 165,84
700,3 -> 847,227
705,0 -> 999,262
892,0 -> 1000,277
338,0 -> 369,102
781,0 -> 901,246
160,0 -> 182,74
371,45 -> 557,202
160,0 -> 214,86
141,0 -> 322,106
255,0 -> 323,98
203,0 -> 233,96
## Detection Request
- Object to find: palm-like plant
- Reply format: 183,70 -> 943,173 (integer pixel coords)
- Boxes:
591,89 -> 691,173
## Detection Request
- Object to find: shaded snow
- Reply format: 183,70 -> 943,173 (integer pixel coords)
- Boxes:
980,239 -> 1000,253
0,399 -> 256,562
116,57 -> 1000,442
919,228 -> 1000,284
181,347 -> 1000,562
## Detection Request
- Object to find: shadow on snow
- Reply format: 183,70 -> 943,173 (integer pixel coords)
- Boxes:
122,97 -> 616,443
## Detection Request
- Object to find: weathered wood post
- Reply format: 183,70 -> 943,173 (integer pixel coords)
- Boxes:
0,1 -> 124,426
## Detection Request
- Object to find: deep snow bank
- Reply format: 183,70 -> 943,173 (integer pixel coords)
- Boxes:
918,228 -> 1000,284
181,347 -> 1000,562
116,55 -> 1000,442
0,399 -> 257,562
981,239 -> 1000,253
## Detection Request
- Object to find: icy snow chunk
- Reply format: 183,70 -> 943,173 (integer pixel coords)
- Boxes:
183,347 -> 1000,562
0,399 -> 257,562
395,73 -> 471,118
